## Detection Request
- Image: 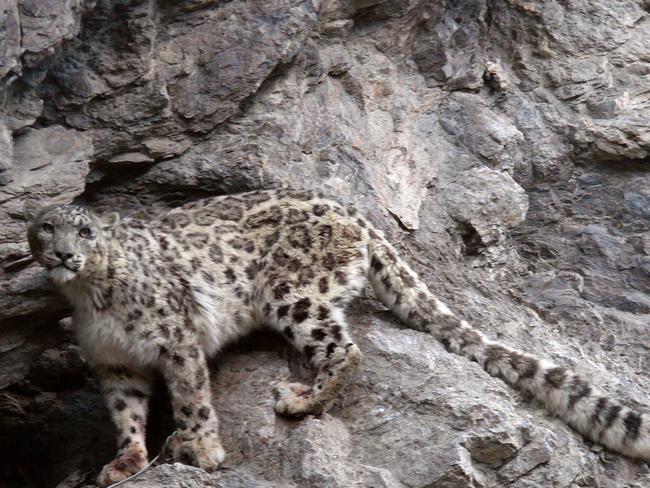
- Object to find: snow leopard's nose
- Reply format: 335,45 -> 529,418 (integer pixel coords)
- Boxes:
55,250 -> 74,262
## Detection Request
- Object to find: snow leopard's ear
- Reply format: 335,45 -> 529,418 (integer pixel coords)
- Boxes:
23,200 -> 42,222
100,212 -> 120,230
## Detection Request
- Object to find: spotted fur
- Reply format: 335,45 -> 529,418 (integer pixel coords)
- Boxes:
23,189 -> 650,485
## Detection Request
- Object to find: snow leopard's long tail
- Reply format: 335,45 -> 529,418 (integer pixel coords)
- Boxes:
366,238 -> 650,460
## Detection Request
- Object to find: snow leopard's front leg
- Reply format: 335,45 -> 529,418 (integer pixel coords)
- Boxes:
96,365 -> 152,487
159,345 -> 225,471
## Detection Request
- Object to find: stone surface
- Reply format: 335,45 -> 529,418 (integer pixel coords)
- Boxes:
1,1 -> 650,487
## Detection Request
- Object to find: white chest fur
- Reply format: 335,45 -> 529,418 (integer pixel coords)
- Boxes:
68,286 -> 161,367
73,310 -> 161,367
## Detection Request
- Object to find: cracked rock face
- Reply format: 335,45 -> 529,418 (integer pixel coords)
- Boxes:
1,1 -> 650,487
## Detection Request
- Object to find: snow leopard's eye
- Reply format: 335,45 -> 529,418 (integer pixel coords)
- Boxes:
79,227 -> 93,239
42,223 -> 54,234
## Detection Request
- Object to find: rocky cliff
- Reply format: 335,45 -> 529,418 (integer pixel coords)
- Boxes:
1,1 -> 650,487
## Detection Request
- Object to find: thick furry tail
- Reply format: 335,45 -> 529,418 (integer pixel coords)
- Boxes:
367,239 -> 650,460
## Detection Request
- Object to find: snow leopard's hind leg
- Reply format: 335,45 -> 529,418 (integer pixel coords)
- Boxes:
270,301 -> 363,416
367,238 -> 650,461
261,218 -> 369,417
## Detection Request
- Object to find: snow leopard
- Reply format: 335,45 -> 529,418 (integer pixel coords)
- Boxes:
23,188 -> 650,486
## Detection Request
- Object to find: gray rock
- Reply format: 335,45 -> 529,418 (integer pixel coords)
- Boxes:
107,152 -> 155,165
0,0 -> 21,81
1,1 -> 650,487
18,0 -> 85,66
0,123 -> 12,184
442,166 -> 528,259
